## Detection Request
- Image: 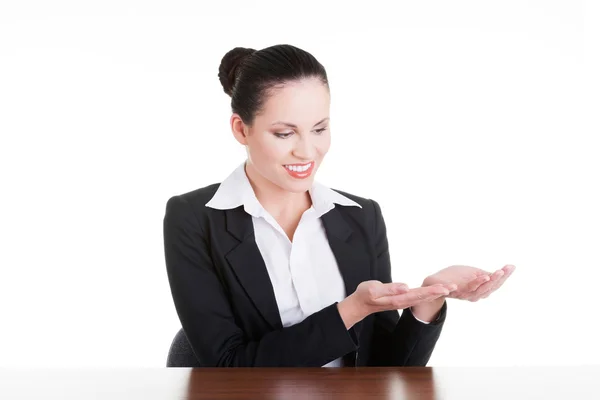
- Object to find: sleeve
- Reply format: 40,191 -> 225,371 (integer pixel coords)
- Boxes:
409,307 -> 428,324
410,306 -> 445,324
163,195 -> 359,367
366,199 -> 447,366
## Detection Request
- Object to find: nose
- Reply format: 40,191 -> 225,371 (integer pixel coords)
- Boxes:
292,135 -> 316,161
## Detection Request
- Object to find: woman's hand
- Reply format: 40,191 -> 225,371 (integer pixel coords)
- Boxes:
337,280 -> 458,329
423,264 -> 516,302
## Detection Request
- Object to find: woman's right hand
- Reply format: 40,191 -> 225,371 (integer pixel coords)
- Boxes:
337,280 -> 457,329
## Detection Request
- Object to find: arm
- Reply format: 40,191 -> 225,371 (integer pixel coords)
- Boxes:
163,195 -> 359,367
367,199 -> 447,366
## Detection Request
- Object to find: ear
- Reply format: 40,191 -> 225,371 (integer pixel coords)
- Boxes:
231,114 -> 249,145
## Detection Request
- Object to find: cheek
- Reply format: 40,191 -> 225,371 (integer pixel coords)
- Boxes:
250,138 -> 289,163
317,136 -> 331,156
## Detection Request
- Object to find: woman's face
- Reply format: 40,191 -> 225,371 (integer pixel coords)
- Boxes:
232,77 -> 331,194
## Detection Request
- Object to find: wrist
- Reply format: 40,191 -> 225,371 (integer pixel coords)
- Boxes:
411,297 -> 445,323
337,294 -> 367,330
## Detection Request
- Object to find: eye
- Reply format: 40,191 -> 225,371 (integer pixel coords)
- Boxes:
314,127 -> 327,135
274,132 -> 294,139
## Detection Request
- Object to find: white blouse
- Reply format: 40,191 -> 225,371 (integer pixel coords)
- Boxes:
205,162 -> 429,367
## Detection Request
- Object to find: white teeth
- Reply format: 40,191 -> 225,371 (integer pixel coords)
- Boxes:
285,163 -> 312,172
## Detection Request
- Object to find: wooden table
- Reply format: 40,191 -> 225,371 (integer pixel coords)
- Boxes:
1,367 -> 598,399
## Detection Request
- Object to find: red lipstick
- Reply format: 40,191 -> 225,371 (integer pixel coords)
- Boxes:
283,162 -> 314,179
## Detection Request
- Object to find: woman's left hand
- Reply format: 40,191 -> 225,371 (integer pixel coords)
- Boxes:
423,264 -> 516,302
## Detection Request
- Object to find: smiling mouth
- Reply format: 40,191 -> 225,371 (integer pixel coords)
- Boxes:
283,162 -> 314,178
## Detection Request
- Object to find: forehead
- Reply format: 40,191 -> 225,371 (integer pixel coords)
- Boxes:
258,78 -> 330,125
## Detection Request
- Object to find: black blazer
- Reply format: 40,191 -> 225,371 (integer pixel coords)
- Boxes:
163,183 -> 447,367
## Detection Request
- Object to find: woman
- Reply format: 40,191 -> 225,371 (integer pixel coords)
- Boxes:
163,44 -> 515,368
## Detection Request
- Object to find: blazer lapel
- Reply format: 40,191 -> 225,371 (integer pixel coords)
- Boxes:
321,205 -> 372,367
321,206 -> 372,300
224,207 -> 284,330
222,204 -> 372,336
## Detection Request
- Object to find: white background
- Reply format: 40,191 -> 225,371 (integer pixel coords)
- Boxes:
1,1 -> 598,367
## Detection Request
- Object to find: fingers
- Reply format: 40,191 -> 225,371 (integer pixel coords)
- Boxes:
480,265 -> 516,299
464,274 -> 491,293
468,265 -> 516,301
449,270 -> 495,300
369,282 -> 410,299
465,270 -> 504,301
373,285 -> 450,310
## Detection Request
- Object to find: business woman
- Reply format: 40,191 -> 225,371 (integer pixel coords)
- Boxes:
163,44 -> 515,368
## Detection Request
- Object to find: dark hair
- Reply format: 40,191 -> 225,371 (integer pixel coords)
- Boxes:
218,44 -> 329,126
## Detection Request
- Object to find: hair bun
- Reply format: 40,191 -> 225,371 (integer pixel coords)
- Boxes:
218,47 -> 256,96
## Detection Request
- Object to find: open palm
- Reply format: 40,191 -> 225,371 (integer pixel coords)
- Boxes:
423,264 -> 515,302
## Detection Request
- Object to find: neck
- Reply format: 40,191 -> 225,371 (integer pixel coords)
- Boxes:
244,161 -> 312,218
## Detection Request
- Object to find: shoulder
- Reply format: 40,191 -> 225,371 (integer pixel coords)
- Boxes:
168,183 -> 221,207
163,183 -> 222,226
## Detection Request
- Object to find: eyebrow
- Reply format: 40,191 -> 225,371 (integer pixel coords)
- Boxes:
270,117 -> 330,128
